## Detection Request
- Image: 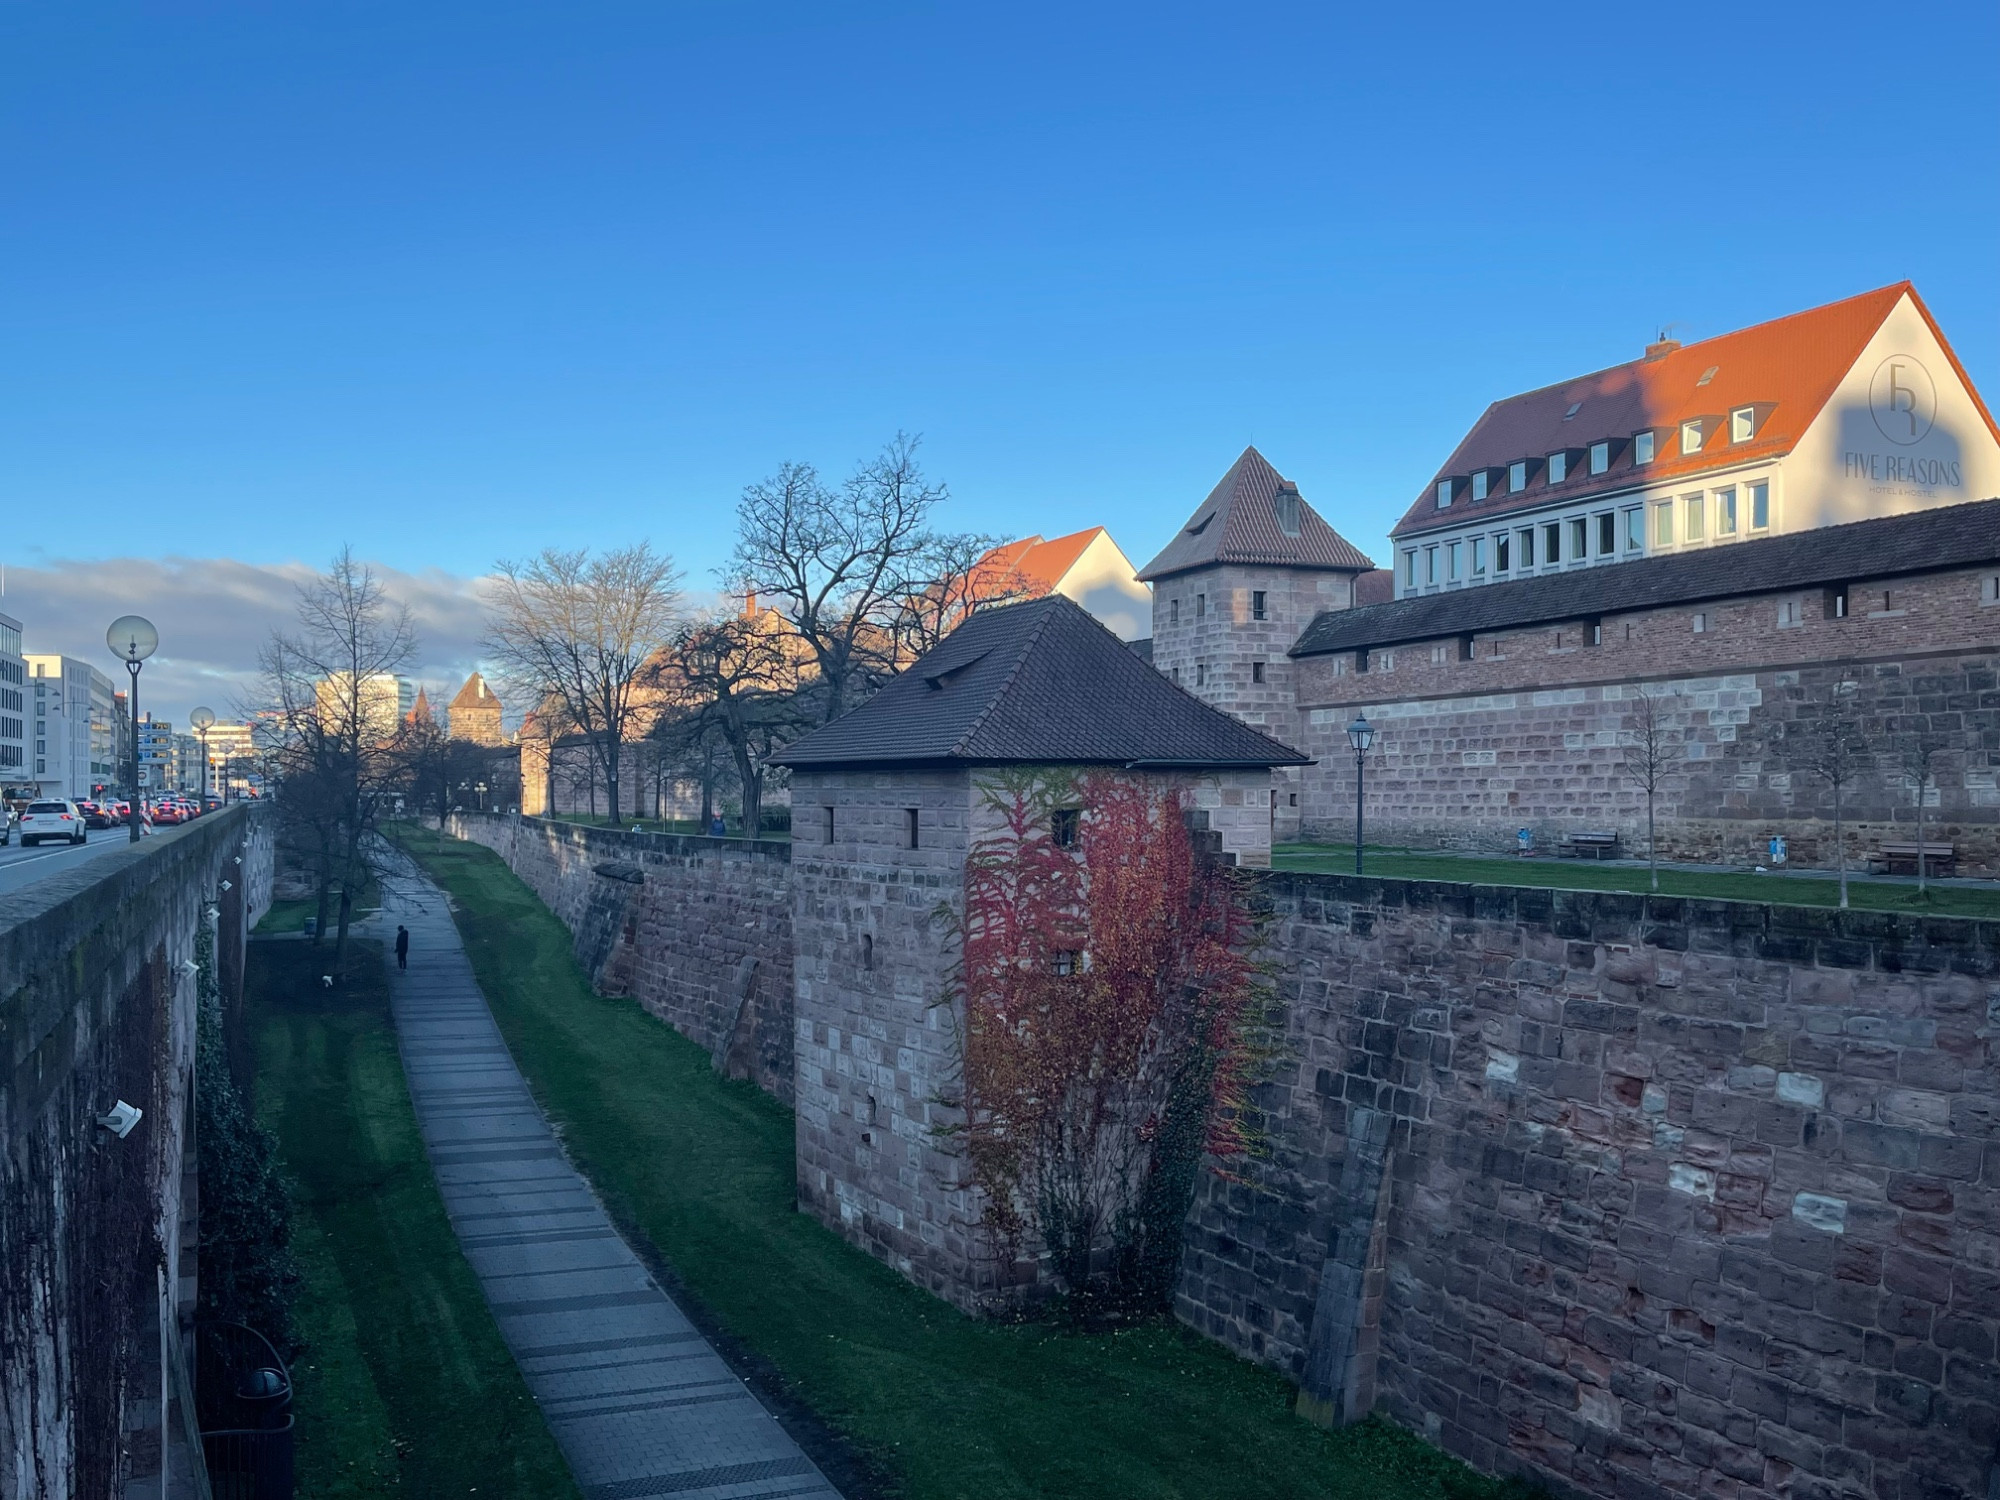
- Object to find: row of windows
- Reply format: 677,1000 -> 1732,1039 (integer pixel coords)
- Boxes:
817,804 -> 1082,851
1171,661 -> 1269,688
1166,590 -> 1271,626
1340,575 -> 1998,673
1435,410 -> 1761,509
1405,482 -> 1770,589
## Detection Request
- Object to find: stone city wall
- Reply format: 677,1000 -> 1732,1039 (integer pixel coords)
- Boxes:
0,806 -> 272,1500
1291,563 -> 2000,873
446,813 -> 796,1102
1179,871 -> 2000,1500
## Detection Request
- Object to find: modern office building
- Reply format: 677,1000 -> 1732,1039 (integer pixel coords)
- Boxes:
24,654 -> 119,801
0,613 -> 25,796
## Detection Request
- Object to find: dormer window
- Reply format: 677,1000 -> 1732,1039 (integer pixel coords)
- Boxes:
1436,479 -> 1453,509
1634,431 -> 1656,465
1509,460 -> 1528,493
1471,470 -> 1489,501
1547,452 -> 1567,484
1274,489 -> 1302,536
1731,407 -> 1756,443
1681,420 -> 1703,455
1589,441 -> 1609,474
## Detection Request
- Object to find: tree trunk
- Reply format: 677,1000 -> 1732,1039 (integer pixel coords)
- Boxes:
334,886 -> 353,969
312,873 -> 332,947
603,735 -> 621,825
1647,791 -> 1658,892
1834,783 -> 1848,909
1915,772 -> 1928,896
732,741 -> 762,841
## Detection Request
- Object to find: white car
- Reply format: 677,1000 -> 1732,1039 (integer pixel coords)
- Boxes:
19,800 -> 88,847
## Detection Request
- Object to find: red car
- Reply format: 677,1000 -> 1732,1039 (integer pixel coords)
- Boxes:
151,801 -> 183,826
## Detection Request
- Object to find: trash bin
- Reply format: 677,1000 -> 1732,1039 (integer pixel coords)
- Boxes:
302,916 -> 316,938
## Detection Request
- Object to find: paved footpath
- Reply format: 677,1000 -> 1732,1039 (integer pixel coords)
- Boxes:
376,877 -> 842,1500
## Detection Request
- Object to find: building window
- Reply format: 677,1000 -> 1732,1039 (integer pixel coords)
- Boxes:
1778,600 -> 1802,627
1196,593 -> 1207,617
1587,618 -> 1603,646
1472,471 -> 1489,501
1654,500 -> 1674,546
1471,536 -> 1486,575
862,934 -> 874,970
1436,479 -> 1453,508
1195,662 -> 1207,687
1459,634 -> 1475,662
1172,667 -> 1181,683
1826,585 -> 1849,618
1692,612 -> 1709,634
1731,407 -> 1756,443
1624,508 -> 1644,551
1495,534 -> 1510,571
1053,950 -> 1079,977
1424,547 -> 1438,585
1403,551 -> 1417,588
1568,517 -> 1587,560
1355,648 -> 1369,674
1052,807 -> 1081,847
1596,513 -> 1615,556
823,806 -> 835,843
1750,481 -> 1770,530
1716,487 -> 1737,535
1517,528 -> 1535,568
1681,420 -> 1703,455
1510,460 -> 1528,493
1431,643 -> 1448,665
1684,494 -> 1704,541
1548,452 -> 1568,484
1446,541 -> 1461,581
1590,441 -> 1609,474
1251,660 -> 1266,683
905,808 -> 920,849
1275,491 -> 1301,535
1252,590 -> 1267,620
1634,431 -> 1655,465
1982,576 -> 2000,605
1544,522 -> 1562,563
1379,650 -> 1395,671
1170,598 -> 1180,626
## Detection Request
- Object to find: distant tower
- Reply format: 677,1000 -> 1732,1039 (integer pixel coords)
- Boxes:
404,686 -> 434,727
448,672 -> 506,746
1136,447 -> 1374,840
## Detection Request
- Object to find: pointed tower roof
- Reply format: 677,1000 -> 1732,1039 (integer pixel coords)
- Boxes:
773,594 -> 1307,770
450,672 -> 496,710
404,687 -> 433,723
1137,447 -> 1374,581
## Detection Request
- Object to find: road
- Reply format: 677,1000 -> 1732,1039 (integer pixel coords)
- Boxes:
0,826 -> 151,897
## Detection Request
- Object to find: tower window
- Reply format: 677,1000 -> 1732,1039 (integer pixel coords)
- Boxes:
1355,648 -> 1370,674
1691,612 -> 1709,634
1826,585 -> 1849,618
1195,593 -> 1206,617
905,808 -> 920,849
1436,479 -> 1453,509
1251,660 -> 1266,683
1458,635 -> 1475,662
1252,590 -> 1267,620
1170,598 -> 1180,625
1586,618 -> 1603,646
1275,490 -> 1301,535
1509,461 -> 1528,493
862,934 -> 874,970
1195,662 -> 1206,687
1590,441 -> 1609,474
823,805 -> 835,843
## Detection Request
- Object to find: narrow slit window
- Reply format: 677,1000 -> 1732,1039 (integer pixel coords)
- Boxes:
1251,660 -> 1266,683
823,805 -> 835,843
1252,590 -> 1268,620
1170,598 -> 1180,625
904,808 -> 920,849
862,933 -> 874,970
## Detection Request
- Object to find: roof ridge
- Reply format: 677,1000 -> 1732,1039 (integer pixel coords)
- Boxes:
950,596 -> 1066,756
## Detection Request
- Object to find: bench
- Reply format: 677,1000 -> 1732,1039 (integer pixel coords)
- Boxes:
1868,842 -> 1957,878
1561,831 -> 1622,860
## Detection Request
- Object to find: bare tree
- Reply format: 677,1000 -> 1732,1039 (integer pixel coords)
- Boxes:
257,548 -> 417,965
890,530 -> 1030,661
396,712 -> 492,829
1897,722 -> 1952,898
484,545 -> 682,824
1793,678 -> 1867,908
1620,687 -> 1682,892
729,434 -> 948,724
655,612 -> 812,838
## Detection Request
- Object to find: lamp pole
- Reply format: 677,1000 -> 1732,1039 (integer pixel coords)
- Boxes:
190,706 -> 216,808
107,616 -> 159,845
1345,713 -> 1374,876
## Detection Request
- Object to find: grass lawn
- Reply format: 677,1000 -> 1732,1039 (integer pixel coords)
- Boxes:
544,810 -> 789,841
1272,842 -> 2000,921
389,824 -> 1513,1500
246,937 -> 581,1498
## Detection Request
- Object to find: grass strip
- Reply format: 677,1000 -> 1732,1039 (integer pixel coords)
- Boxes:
392,823 -> 1514,1500
1272,843 -> 2000,920
246,937 -> 582,1498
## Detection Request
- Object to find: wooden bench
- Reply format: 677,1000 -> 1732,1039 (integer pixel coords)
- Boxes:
1561,831 -> 1622,860
1868,842 -> 1957,878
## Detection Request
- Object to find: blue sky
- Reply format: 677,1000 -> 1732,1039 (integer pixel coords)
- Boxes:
4,0 -> 1996,612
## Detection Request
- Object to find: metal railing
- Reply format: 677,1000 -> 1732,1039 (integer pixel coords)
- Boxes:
194,1322 -> 294,1500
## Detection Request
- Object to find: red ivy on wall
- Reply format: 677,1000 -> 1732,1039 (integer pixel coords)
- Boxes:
946,768 -> 1267,1309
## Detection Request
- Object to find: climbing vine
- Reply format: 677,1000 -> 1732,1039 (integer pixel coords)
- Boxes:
944,769 -> 1272,1314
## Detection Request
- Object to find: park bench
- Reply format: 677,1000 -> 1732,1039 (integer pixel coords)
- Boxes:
1868,841 -> 1957,878
1561,831 -> 1622,860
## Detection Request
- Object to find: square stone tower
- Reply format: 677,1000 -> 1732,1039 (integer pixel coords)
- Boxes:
1138,447 -> 1376,841
774,594 -> 1306,1310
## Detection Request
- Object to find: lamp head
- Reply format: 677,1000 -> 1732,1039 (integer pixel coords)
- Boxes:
190,706 -> 216,730
1345,714 -> 1374,754
106,615 -> 159,664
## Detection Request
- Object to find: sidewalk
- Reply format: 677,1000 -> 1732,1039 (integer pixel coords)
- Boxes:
375,877 -> 842,1500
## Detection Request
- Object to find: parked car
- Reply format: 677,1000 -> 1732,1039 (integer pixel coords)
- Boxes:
152,800 -> 183,826
19,801 -> 87,847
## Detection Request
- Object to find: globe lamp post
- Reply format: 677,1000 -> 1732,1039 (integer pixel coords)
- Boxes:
190,707 -> 216,806
1345,713 -> 1374,876
107,616 -> 159,845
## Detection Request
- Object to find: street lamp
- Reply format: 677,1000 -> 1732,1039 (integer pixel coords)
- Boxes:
475,781 -> 488,813
190,706 -> 216,807
107,615 -> 159,845
1345,713 -> 1374,876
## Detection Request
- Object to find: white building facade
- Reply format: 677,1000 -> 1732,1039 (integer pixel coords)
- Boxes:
24,654 -> 119,802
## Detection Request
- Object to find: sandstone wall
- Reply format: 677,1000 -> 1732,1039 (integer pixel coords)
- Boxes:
1178,871 -> 2000,1500
0,806 -> 273,1500
445,813 -> 795,1102
1290,563 -> 2000,872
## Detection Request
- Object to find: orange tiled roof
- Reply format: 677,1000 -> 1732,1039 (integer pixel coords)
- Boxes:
970,527 -> 1108,597
1392,282 -> 1997,539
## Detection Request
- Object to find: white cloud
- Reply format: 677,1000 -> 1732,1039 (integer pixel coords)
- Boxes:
2,555 -> 496,729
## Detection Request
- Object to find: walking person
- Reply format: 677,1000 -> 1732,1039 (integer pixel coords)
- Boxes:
395,924 -> 410,970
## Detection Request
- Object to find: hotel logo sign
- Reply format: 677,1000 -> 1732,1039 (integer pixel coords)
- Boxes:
1869,355 -> 1936,446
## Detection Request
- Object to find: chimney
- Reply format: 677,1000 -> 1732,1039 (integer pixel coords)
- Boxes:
1645,336 -> 1681,360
